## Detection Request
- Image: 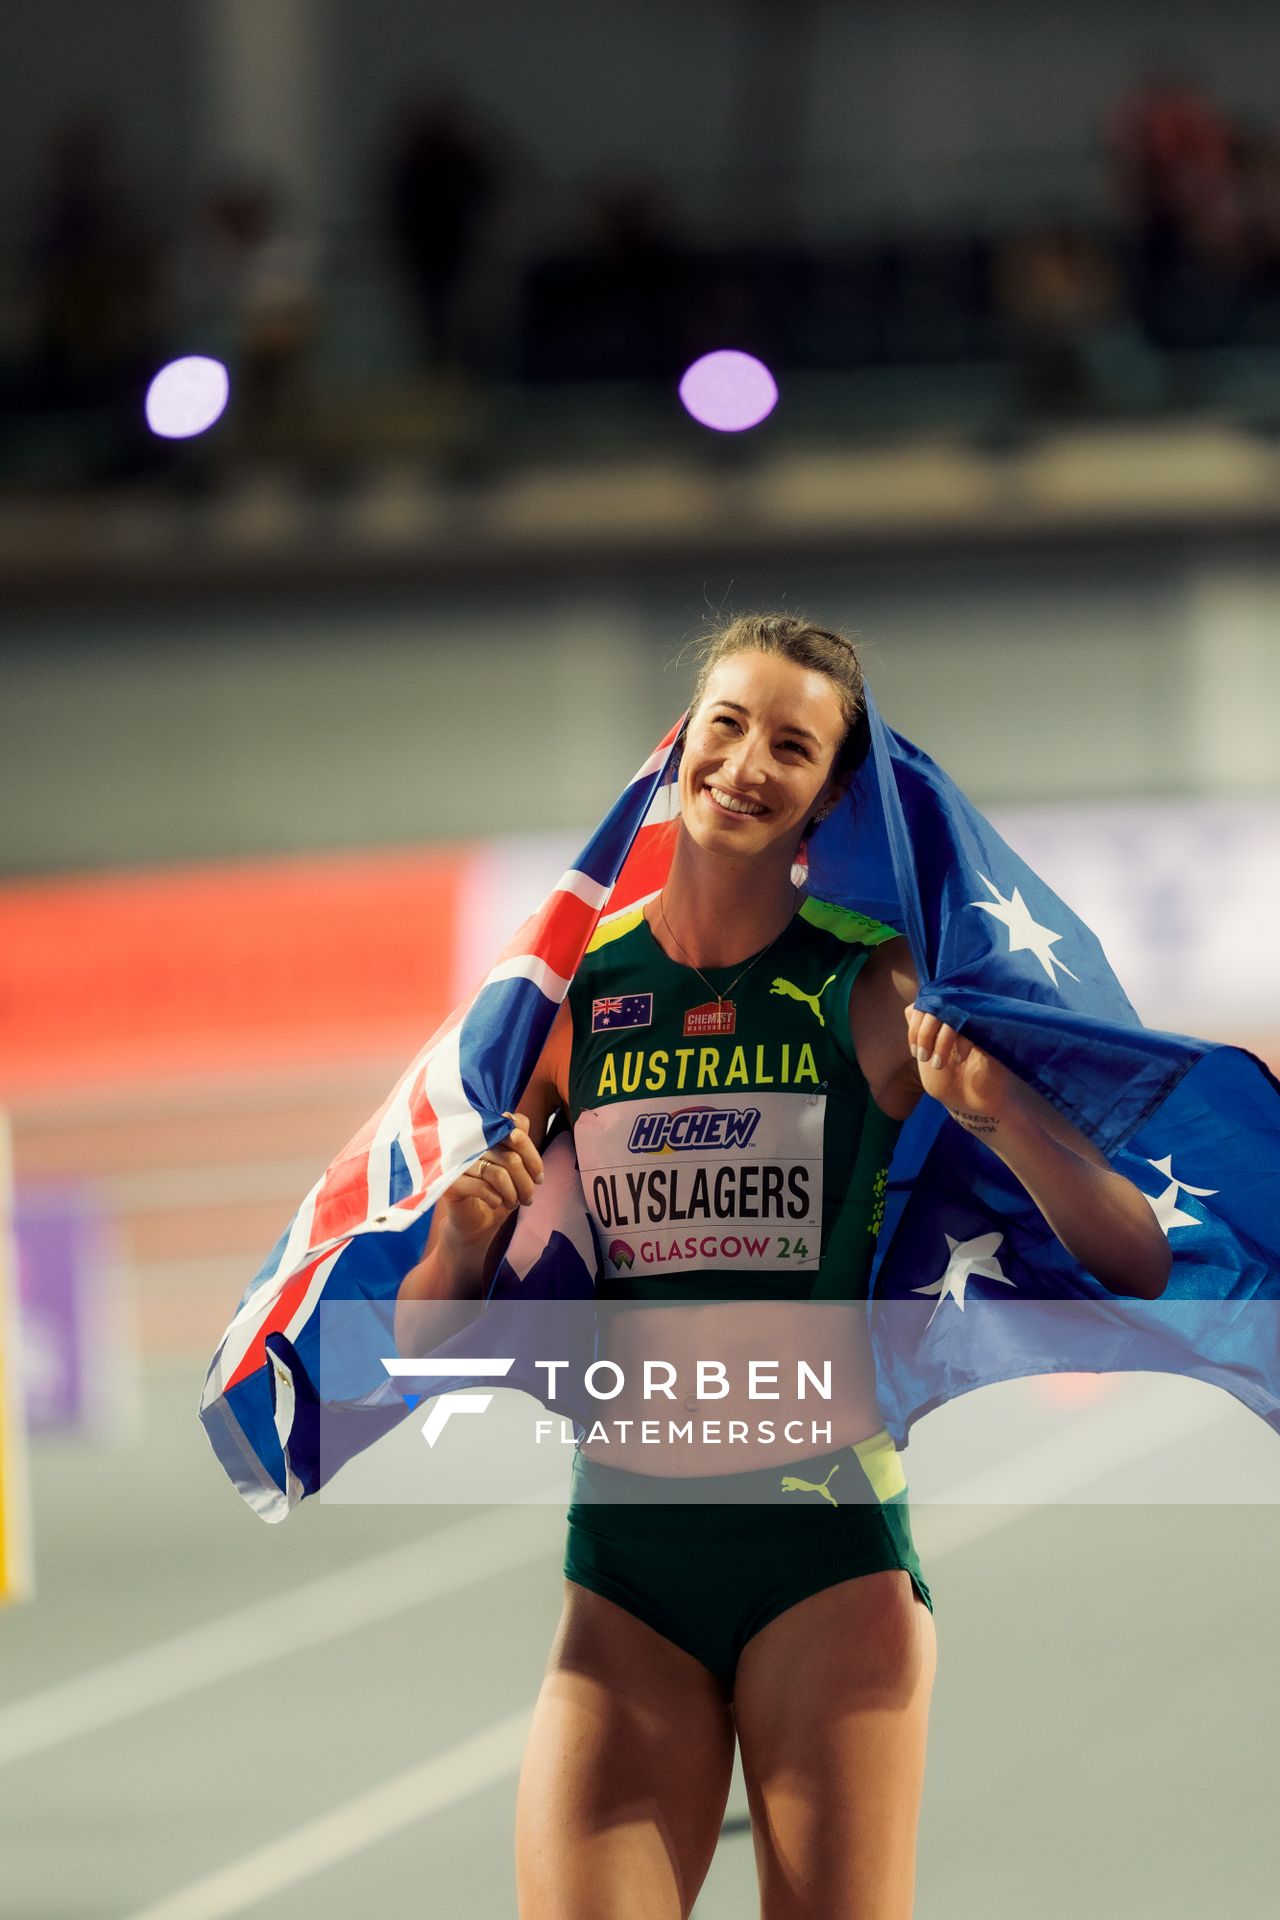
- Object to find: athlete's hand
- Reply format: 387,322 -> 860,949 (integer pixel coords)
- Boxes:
434,1112 -> 545,1249
904,1005 -> 1012,1124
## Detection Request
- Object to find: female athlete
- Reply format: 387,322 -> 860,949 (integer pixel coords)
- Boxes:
397,613 -> 1170,1919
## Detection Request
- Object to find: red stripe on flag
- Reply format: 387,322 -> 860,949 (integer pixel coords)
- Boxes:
224,1251 -> 334,1392
500,887 -> 600,983
613,819 -> 679,909
309,1152 -> 373,1247
296,1030 -> 456,1249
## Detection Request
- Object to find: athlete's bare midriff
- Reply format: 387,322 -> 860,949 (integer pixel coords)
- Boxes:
577,1297 -> 885,1475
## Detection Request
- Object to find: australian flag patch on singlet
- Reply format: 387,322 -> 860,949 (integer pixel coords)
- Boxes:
591,992 -> 654,1033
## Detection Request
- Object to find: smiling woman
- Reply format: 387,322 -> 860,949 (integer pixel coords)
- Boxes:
680,613 -> 870,877
395,614 -> 936,1915
393,609 -> 1172,1920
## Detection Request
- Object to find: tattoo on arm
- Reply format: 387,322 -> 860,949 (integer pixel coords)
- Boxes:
949,1109 -> 1000,1137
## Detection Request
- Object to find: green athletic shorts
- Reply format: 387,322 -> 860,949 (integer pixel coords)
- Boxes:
563,1427 -> 932,1696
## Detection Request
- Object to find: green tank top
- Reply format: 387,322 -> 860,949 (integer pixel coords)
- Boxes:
565,896 -> 905,1302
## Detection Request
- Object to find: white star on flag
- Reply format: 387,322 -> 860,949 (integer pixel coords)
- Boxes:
913,1229 -> 1015,1327
1143,1153 -> 1218,1235
970,872 -> 1079,986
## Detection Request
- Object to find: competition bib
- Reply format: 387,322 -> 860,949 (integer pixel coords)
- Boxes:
574,1088 -> 825,1282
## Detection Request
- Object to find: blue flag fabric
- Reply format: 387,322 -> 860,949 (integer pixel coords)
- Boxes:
841,689 -> 1280,1441
201,682 -> 1280,1517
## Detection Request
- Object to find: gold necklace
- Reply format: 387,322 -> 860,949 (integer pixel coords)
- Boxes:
657,886 -> 799,1010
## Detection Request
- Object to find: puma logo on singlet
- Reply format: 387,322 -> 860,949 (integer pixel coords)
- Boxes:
770,973 -> 838,1027
779,1462 -> 841,1507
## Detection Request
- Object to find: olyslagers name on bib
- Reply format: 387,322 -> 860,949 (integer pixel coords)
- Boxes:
574,1083 -> 825,1282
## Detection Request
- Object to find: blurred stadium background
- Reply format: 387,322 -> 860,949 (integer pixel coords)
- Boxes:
2,2 -> 1279,1914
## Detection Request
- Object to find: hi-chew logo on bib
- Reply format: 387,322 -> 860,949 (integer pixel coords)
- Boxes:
575,1088 -> 824,1274
627,1105 -> 761,1152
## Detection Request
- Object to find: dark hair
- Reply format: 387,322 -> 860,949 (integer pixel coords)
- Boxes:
687,612 -> 870,788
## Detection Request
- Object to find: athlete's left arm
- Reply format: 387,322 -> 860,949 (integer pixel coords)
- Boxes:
849,938 -> 1171,1300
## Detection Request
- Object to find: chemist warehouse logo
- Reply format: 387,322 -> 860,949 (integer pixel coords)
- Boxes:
627,1104 -> 761,1153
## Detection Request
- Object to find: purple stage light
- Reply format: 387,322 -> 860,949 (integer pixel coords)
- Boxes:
678,350 -> 778,432
144,356 -> 230,440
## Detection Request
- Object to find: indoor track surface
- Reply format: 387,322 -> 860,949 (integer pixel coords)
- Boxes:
2,1359 -> 1277,1918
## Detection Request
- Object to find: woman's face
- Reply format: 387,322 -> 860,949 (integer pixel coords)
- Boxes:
679,650 -> 847,861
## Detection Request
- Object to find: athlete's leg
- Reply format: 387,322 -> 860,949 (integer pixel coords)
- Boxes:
732,1570 -> 937,1920
515,1580 -> 737,1920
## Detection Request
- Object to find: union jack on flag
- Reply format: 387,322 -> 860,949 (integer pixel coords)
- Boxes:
200,687 -> 1280,1520
200,719 -> 684,1518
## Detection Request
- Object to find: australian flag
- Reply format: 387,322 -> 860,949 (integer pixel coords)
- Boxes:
591,993 -> 653,1033
200,685 -> 1280,1519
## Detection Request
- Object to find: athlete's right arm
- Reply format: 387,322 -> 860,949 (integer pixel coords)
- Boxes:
393,1002 -> 571,1341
